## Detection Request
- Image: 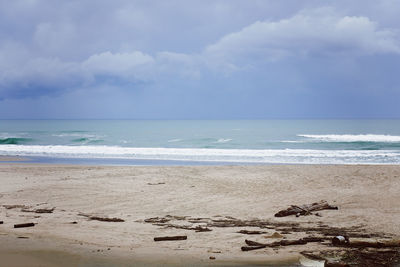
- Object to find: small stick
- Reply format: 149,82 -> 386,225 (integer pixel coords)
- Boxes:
14,223 -> 35,228
154,236 -> 187,241
241,245 -> 266,251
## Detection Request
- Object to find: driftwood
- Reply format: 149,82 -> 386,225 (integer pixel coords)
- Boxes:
21,207 -> 55,213
333,238 -> 400,248
324,261 -> 350,267
172,225 -> 211,232
3,204 -> 28,210
237,230 -> 268,235
0,221 -> 3,224
274,201 -> 338,217
14,223 -> 35,228
241,238 -> 311,251
79,213 -> 124,222
154,235 -> 187,241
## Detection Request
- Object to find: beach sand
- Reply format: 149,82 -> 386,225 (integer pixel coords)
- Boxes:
0,164 -> 399,266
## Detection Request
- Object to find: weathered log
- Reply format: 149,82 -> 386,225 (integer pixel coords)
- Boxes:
164,224 -> 211,232
154,235 -> 187,241
241,245 -> 267,251
280,239 -> 308,246
324,261 -> 350,267
3,204 -> 28,210
302,236 -> 324,242
21,207 -> 55,213
275,201 -> 338,217
237,230 -> 268,235
245,239 -> 266,246
243,238 -> 310,251
345,239 -> 400,248
89,216 -> 124,222
14,223 -> 35,228
78,213 -> 124,222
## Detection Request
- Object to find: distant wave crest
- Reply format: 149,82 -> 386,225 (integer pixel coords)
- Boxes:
214,138 -> 232,143
71,138 -> 103,144
0,138 -> 33,145
298,134 -> 400,143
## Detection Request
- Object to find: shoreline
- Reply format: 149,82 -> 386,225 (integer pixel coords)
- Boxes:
1,163 -> 399,266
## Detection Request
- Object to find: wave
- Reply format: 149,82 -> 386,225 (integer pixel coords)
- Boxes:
0,138 -> 33,145
167,139 -> 182,143
298,134 -> 400,143
214,138 -> 232,143
52,133 -> 103,138
71,138 -> 103,144
0,145 -> 399,164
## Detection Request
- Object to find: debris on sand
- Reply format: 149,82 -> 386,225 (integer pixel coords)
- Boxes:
21,207 -> 55,213
14,223 -> 35,228
3,204 -> 29,210
147,182 -> 166,185
237,230 -> 268,235
154,235 -> 187,241
274,200 -> 338,217
78,213 -> 125,222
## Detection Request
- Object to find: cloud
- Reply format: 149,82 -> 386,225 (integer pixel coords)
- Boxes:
1,6 -> 400,101
204,8 -> 400,69
0,50 -> 156,99
82,51 -> 155,81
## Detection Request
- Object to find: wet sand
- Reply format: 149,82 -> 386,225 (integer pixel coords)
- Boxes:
0,164 -> 400,266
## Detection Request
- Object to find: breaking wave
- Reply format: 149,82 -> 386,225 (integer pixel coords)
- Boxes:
298,134 -> 400,143
0,145 -> 399,164
0,138 -> 33,145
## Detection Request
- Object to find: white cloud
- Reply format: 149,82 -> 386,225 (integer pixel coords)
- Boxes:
82,51 -> 154,79
204,8 -> 400,68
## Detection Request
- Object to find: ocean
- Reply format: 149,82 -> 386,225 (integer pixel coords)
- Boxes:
1,119 -> 400,165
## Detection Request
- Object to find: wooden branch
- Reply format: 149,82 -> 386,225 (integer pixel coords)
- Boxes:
342,239 -> 400,248
237,230 -> 268,235
275,201 -> 338,217
14,223 -> 35,228
154,236 -> 187,241
78,213 -> 124,222
21,207 -> 55,213
242,236 -> 321,251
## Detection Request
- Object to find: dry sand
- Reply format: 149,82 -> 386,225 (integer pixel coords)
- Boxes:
0,163 -> 400,266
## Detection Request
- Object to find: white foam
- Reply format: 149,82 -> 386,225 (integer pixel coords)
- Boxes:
52,133 -> 103,138
167,139 -> 182,143
0,145 -> 399,164
298,134 -> 400,143
214,138 -> 232,143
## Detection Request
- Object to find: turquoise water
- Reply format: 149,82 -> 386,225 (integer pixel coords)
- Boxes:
1,120 -> 400,164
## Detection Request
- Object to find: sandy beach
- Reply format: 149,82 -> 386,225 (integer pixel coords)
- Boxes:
1,163 -> 400,266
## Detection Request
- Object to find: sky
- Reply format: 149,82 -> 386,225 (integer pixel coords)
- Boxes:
0,0 -> 400,119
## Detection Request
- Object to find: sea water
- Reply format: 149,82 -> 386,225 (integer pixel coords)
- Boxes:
0,119 -> 400,165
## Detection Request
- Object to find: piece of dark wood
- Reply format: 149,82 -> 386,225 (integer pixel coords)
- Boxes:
338,239 -> 400,248
325,261 -> 350,267
0,221 -> 3,224
275,201 -> 338,217
78,213 -> 124,222
14,223 -> 35,228
237,230 -> 267,235
21,207 -> 55,213
243,238 -> 311,251
245,239 -> 266,246
89,216 -> 124,222
154,235 -> 187,241
241,245 -> 267,251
